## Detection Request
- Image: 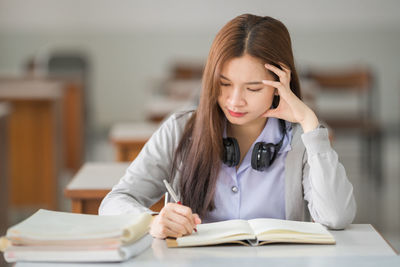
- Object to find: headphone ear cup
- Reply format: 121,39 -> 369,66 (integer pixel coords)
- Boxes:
251,142 -> 261,170
251,142 -> 273,171
223,137 -> 240,167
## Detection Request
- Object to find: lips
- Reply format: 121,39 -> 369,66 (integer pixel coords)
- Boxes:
228,109 -> 247,117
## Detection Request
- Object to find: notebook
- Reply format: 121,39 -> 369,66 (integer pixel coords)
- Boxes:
2,209 -> 153,262
166,218 -> 335,247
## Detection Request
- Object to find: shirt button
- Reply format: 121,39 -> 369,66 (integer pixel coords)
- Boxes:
231,186 -> 238,193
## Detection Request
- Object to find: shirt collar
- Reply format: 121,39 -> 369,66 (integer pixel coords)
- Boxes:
256,117 -> 292,153
223,117 -> 292,172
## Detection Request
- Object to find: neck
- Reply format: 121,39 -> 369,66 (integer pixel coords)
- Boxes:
227,117 -> 268,141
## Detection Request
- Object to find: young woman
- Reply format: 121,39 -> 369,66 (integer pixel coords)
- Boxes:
99,14 -> 356,239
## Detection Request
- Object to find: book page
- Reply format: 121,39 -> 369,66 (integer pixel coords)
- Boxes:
248,218 -> 331,236
7,209 -> 151,243
176,219 -> 255,247
4,235 -> 152,263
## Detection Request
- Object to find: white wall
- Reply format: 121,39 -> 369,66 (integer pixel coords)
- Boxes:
0,0 -> 399,131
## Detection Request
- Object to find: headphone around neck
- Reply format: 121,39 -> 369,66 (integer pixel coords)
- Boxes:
222,119 -> 286,171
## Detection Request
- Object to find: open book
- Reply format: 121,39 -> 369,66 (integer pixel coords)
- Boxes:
2,209 -> 153,262
167,218 -> 335,247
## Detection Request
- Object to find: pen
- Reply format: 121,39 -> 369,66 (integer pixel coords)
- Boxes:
163,179 -> 181,204
163,179 -> 197,232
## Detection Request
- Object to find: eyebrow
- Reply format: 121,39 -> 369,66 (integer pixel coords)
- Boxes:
220,74 -> 263,85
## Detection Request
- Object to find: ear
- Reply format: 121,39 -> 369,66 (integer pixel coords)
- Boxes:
271,95 -> 280,109
274,88 -> 279,96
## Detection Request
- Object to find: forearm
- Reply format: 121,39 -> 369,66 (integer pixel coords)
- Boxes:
302,127 -> 357,229
99,189 -> 156,216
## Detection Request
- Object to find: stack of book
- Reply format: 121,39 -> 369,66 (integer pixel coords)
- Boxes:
1,209 -> 153,263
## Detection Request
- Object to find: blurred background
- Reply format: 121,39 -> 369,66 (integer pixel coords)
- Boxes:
0,0 -> 399,264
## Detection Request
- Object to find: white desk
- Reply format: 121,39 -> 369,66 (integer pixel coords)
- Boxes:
109,122 -> 159,162
15,224 -> 398,266
64,162 -> 164,213
15,256 -> 400,267
64,162 -> 130,214
109,122 -> 160,141
144,96 -> 193,122
143,224 -> 396,259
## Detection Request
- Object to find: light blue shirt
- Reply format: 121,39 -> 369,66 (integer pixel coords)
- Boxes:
203,117 -> 292,223
100,111 -> 356,229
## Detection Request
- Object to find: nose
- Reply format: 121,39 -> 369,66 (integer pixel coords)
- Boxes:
228,86 -> 245,107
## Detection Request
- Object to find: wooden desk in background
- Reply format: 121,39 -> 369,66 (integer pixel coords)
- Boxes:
108,122 -> 165,211
109,122 -> 160,161
0,80 -> 63,210
64,162 -> 165,214
53,76 -> 85,172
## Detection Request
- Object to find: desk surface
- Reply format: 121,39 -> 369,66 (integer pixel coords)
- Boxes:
110,122 -> 160,142
66,162 -> 129,190
64,162 -> 164,213
15,224 -> 398,266
141,224 -> 396,259
0,79 -> 63,100
145,96 -> 193,119
62,163 -> 398,265
15,256 -> 400,267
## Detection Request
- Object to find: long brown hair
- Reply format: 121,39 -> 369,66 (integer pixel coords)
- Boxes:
171,14 -> 302,217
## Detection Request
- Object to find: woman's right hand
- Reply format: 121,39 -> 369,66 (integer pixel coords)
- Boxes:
149,203 -> 202,239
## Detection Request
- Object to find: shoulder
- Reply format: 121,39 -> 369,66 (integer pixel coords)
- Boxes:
153,109 -> 195,142
160,109 -> 195,131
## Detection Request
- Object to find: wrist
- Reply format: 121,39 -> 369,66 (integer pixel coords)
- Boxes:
300,110 -> 319,133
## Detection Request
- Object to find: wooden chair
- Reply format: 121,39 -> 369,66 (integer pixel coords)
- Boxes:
305,66 -> 382,185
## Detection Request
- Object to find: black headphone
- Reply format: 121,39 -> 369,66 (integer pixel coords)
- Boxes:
222,96 -> 286,171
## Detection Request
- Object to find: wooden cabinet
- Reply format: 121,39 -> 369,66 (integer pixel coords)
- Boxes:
0,80 -> 64,210
0,76 -> 85,173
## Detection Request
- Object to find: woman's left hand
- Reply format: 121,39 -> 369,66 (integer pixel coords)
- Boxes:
261,63 -> 319,133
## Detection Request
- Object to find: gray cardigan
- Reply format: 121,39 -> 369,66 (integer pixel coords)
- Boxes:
99,111 -> 356,229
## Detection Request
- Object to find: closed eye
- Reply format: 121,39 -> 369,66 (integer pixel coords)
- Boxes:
220,82 -> 231,86
247,88 -> 263,92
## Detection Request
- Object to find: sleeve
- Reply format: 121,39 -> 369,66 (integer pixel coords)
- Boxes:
98,114 -> 184,216
301,126 -> 357,229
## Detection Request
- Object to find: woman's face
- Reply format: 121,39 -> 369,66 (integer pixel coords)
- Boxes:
217,54 -> 276,128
